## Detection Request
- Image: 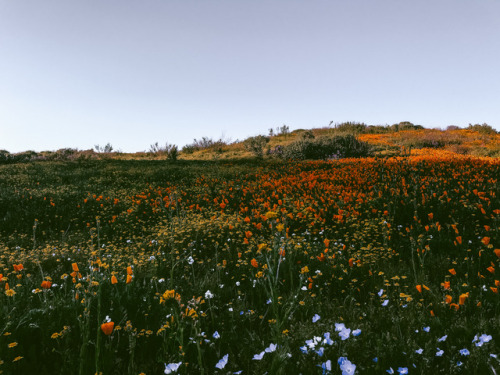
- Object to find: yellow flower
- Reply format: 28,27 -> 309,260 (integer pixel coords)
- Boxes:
51,332 -> 60,339
265,211 -> 277,219
300,266 -> 309,274
5,289 -> 16,297
8,342 -> 18,348
13,356 -> 23,362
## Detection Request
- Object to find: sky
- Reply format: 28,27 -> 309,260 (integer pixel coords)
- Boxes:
1,0 -> 499,153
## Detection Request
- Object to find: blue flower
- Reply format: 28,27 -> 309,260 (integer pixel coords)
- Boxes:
382,299 -> 389,306
339,328 -> 351,341
215,354 -> 228,369
312,314 -> 321,323
252,351 -> 265,360
316,347 -> 325,356
164,362 -> 182,374
438,335 -> 447,342
397,368 -> 408,375
323,332 -> 334,345
319,359 -> 332,374
378,289 -> 384,297
436,348 -> 444,357
265,343 -> 277,353
386,368 -> 394,374
352,329 -> 361,337
335,323 -> 346,332
213,331 -> 220,339
415,348 -> 423,354
300,345 -> 308,354
459,348 -> 470,356
372,357 -> 378,363
423,326 -> 430,333
338,357 -> 356,375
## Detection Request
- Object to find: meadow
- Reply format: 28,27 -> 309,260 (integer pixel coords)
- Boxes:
0,153 -> 499,374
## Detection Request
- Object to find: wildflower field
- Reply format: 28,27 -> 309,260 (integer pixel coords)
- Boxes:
0,154 -> 499,374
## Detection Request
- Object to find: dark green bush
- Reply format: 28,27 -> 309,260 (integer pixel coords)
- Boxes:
281,135 -> 372,160
333,122 -> 367,134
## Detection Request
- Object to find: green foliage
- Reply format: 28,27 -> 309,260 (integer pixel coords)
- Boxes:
280,135 -> 372,160
333,122 -> 368,134
467,123 -> 498,134
243,135 -> 269,158
390,121 -> 424,132
149,142 -> 178,161
181,137 -> 227,154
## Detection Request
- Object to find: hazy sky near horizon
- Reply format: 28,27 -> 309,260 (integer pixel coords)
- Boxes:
1,0 -> 499,153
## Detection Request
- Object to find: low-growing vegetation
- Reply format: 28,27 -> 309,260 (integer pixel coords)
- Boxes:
0,150 -> 499,374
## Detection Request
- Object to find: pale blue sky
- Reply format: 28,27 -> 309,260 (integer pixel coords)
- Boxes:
1,0 -> 499,153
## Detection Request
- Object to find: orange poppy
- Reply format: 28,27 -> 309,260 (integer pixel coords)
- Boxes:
101,322 -> 114,335
41,280 -> 52,289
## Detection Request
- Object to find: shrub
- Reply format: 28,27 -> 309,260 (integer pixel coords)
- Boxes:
299,130 -> 315,140
333,122 -> 367,134
182,137 -> 227,154
467,123 -> 497,134
0,150 -> 11,164
167,145 -> 178,161
281,135 -> 372,160
390,122 -> 424,132
94,143 -> 114,153
243,135 -> 270,158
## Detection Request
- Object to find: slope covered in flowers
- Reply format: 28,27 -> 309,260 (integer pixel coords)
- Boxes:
0,155 -> 499,374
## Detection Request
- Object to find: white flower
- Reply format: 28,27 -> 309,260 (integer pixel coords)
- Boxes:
205,290 -> 214,299
187,256 -> 194,265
